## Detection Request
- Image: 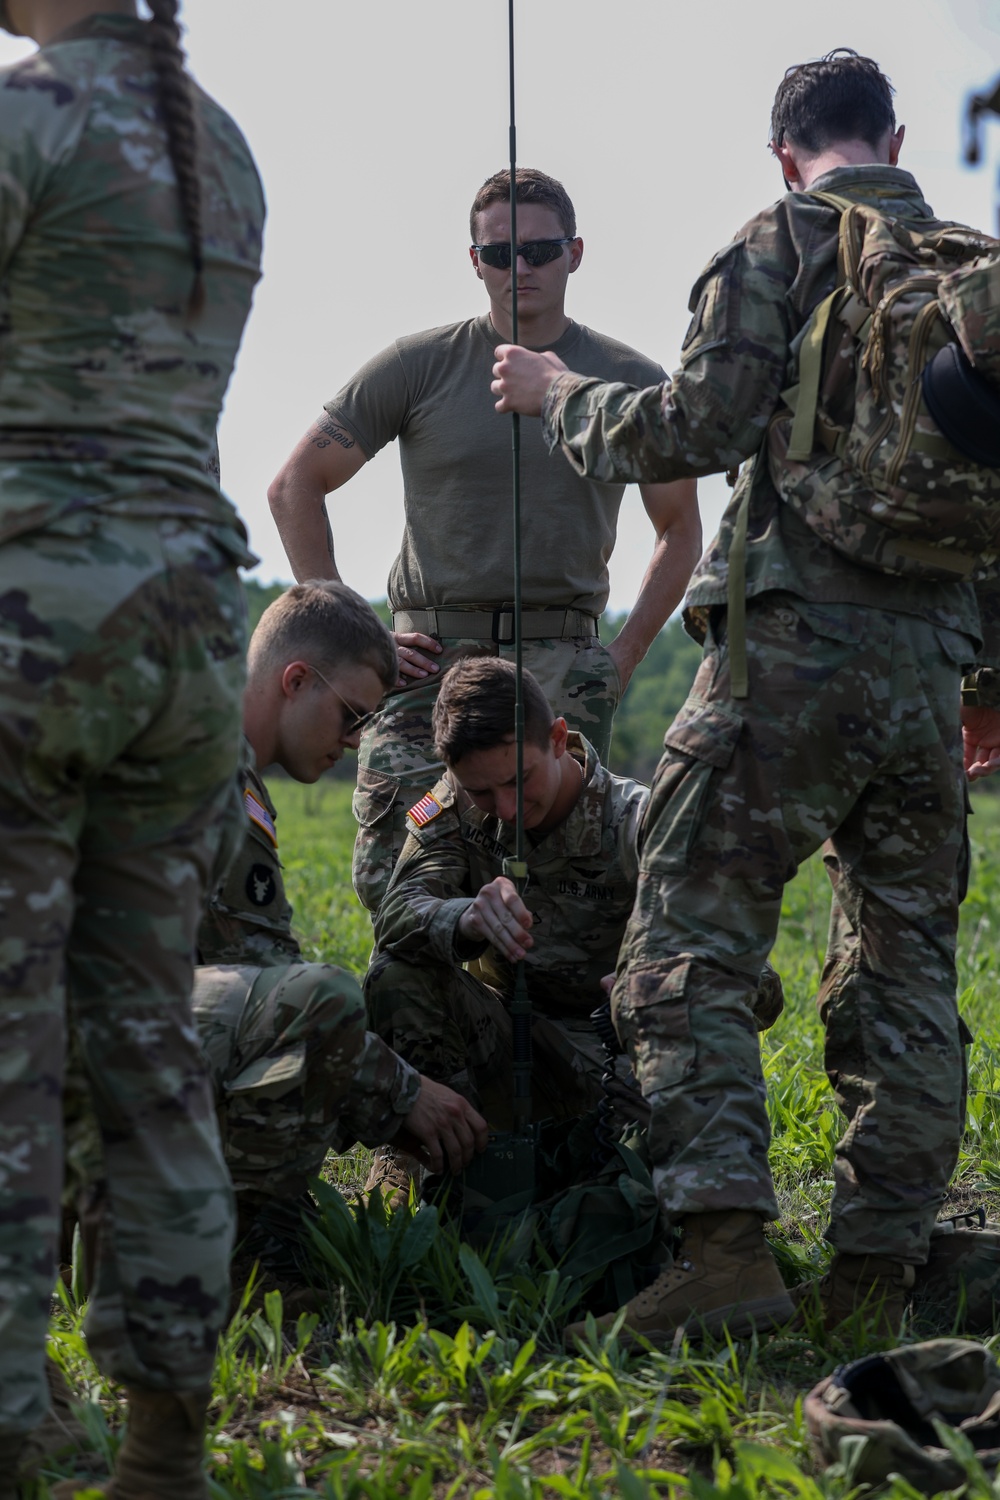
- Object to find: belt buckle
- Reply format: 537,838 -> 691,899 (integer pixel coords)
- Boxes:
491,608 -> 516,645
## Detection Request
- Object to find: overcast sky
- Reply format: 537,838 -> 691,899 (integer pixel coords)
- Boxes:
4,2 -> 999,611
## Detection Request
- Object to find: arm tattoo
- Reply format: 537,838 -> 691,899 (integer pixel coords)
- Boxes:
311,413 -> 356,451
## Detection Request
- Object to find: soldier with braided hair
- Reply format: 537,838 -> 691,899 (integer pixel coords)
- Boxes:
0,1 -> 264,1495
145,0 -> 207,316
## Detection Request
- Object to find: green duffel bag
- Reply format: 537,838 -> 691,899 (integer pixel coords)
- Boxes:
806,1339 -> 1000,1492
426,1109 -> 667,1312
911,1209 -> 1000,1333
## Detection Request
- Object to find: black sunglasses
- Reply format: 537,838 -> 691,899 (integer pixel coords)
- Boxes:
472,238 -> 573,270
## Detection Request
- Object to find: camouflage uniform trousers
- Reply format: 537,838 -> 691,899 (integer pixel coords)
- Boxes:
352,633 -> 622,914
0,513 -> 246,1436
366,950 -> 613,1126
613,593 -> 971,1264
192,960 -> 388,1205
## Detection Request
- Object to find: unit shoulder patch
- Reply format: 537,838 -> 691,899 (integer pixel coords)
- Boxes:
407,792 -> 445,829
246,862 -> 277,907
245,787 -> 277,847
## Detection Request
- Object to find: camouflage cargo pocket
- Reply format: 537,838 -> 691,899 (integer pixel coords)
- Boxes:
352,765 -> 406,912
612,960 -> 696,1097
640,701 -> 743,874
680,238 -> 745,366
352,765 -> 401,839
223,1042 -> 306,1101
191,964 -> 259,1083
579,636 -> 623,703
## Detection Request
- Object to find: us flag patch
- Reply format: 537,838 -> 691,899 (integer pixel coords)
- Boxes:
245,788 -> 277,847
408,792 -> 444,829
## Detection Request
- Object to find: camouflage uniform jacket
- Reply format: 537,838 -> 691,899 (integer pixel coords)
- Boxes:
197,745 -> 421,1136
198,745 -> 300,968
0,13 -> 264,548
373,734 -> 647,1017
540,165 -> 1000,664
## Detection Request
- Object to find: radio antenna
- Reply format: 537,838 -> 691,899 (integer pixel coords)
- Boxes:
504,0 -> 532,1138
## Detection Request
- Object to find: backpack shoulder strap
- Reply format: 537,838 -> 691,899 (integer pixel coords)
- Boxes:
786,287 -> 842,461
785,193 -> 857,462
807,190 -> 856,215
726,453 -> 773,700
784,191 -> 873,462
726,473 -> 752,700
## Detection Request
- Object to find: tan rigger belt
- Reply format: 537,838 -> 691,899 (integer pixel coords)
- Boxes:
392,607 -> 599,643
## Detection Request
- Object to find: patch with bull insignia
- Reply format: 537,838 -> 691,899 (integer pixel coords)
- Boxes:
246,863 -> 277,907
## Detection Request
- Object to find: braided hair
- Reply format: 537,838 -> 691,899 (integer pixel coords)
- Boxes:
146,0 -> 204,318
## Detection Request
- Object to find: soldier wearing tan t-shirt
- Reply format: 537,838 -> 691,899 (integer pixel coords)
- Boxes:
268,168 -> 702,916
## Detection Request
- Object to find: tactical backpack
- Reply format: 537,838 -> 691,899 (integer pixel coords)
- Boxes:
806,1339 -> 1000,1493
770,192 -> 1000,582
727,193 -> 1000,696
910,1208 -> 1000,1333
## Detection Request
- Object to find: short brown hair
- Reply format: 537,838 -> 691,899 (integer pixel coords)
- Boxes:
248,581 -> 397,690
433,658 -> 554,765
470,167 -> 576,241
770,49 -> 895,153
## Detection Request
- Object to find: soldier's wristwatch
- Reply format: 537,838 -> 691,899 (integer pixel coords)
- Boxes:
961,668 -> 1000,709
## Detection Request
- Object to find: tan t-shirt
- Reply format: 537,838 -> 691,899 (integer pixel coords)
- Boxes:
325,316 -> 667,616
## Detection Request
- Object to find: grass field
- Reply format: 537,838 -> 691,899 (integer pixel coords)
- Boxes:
40,776 -> 1000,1497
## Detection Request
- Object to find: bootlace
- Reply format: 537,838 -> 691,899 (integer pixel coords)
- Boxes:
633,1256 -> 696,1312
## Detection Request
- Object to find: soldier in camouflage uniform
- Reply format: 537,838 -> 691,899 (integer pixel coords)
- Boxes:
267,167 -> 701,916
365,657 -> 782,1198
493,51 -> 1000,1345
0,1 -> 264,1493
193,582 -> 487,1234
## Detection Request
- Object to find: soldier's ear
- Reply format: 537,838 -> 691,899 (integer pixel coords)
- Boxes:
549,717 -> 569,757
888,124 -> 905,165
280,661 -> 311,698
770,138 -> 802,191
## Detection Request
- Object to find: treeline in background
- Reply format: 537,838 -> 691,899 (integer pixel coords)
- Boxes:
245,579 -> 701,785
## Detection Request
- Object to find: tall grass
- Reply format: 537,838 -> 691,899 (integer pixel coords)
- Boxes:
37,776 -> 1000,1497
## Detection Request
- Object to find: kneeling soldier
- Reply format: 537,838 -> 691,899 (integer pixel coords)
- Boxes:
193,582 -> 487,1249
365,656 -> 782,1200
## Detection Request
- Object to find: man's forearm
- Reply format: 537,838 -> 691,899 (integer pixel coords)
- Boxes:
267,474 -> 339,583
267,414 -> 369,583
373,880 -> 477,967
608,499 -> 702,688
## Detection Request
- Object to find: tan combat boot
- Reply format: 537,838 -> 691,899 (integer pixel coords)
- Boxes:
51,1387 -> 212,1500
812,1252 -> 915,1338
564,1211 -> 794,1349
364,1145 -> 424,1210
